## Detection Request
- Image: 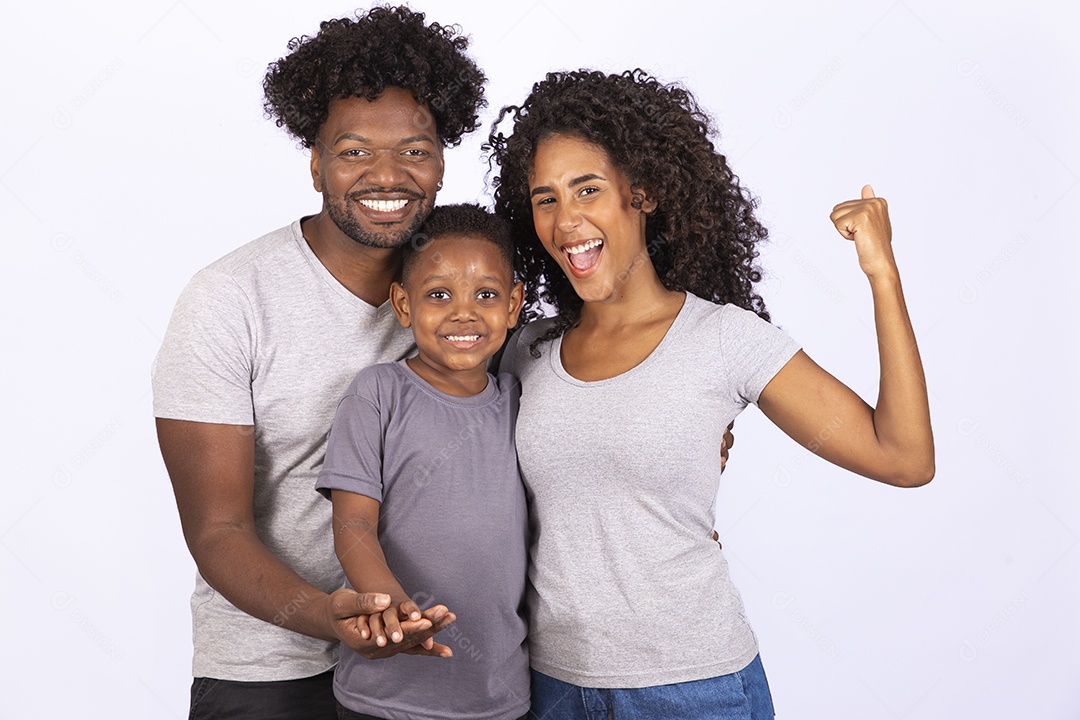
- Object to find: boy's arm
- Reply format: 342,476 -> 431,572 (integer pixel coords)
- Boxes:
331,489 -> 454,655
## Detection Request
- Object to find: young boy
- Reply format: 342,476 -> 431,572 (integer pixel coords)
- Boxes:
315,204 -> 529,720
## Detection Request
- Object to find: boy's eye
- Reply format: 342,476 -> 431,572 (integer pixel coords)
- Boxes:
427,290 -> 450,300
477,290 -> 499,300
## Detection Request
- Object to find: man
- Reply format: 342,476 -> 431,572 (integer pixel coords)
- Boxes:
152,8 -> 486,717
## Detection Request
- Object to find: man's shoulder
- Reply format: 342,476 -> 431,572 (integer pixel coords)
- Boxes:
199,220 -> 304,281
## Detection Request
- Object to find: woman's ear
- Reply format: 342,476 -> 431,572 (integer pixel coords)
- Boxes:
631,186 -> 657,214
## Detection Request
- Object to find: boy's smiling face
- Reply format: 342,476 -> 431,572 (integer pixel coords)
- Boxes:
390,233 -> 524,396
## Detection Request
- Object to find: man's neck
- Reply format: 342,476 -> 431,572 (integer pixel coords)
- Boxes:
301,214 -> 401,307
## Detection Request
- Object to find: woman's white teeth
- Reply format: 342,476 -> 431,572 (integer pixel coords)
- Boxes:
359,199 -> 408,212
565,239 -> 603,254
446,335 -> 480,342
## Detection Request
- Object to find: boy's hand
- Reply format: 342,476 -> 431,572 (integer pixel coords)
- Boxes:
357,604 -> 457,659
395,605 -> 456,658
369,597 -> 423,647
326,589 -> 455,658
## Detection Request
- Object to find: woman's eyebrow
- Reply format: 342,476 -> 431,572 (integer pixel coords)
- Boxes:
529,174 -> 607,197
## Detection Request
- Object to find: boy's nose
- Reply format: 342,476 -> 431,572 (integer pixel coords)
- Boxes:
448,295 -> 479,320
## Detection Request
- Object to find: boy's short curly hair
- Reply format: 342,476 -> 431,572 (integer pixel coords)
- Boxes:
402,203 -> 515,284
263,6 -> 486,148
487,69 -> 770,353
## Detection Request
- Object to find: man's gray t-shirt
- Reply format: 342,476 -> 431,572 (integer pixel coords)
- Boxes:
152,220 -> 414,681
316,361 -> 529,720
501,292 -> 800,688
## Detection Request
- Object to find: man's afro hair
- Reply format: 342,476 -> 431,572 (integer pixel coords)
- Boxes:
263,5 -> 486,148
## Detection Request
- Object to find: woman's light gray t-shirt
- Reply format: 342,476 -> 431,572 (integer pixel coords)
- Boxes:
501,292 -> 800,688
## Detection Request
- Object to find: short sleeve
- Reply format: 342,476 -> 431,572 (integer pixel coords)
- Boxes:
718,304 -> 801,407
152,269 -> 256,424
315,384 -> 385,503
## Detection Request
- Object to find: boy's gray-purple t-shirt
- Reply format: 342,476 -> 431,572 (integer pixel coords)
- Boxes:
316,360 -> 529,720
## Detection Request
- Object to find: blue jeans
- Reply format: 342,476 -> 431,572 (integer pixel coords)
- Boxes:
530,655 -> 775,719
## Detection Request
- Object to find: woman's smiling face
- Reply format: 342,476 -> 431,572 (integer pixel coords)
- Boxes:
528,134 -> 655,303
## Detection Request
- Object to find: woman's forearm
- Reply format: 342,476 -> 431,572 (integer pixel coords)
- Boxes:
866,269 -> 934,486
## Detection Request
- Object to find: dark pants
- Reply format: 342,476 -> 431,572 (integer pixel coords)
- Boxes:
189,670 -> 336,719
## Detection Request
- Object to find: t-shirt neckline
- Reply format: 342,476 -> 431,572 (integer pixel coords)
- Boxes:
291,218 -> 394,318
396,359 -> 498,406
550,292 -> 695,387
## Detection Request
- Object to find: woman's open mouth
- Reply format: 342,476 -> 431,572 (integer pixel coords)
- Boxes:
562,238 -> 603,277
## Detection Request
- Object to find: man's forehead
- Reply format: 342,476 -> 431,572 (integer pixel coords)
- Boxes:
321,90 -> 439,145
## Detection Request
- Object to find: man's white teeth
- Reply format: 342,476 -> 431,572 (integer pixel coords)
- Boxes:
359,199 -> 408,212
446,335 -> 480,342
564,239 -> 603,255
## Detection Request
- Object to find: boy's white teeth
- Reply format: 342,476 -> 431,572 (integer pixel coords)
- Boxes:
565,239 -> 603,255
446,334 -> 480,342
359,199 -> 408,212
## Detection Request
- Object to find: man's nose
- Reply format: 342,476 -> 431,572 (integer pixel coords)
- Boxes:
363,150 -> 407,187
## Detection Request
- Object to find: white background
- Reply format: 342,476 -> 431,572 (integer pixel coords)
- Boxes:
3,1 -> 1078,718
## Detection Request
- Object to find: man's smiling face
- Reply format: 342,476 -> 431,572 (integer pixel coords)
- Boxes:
310,87 -> 444,249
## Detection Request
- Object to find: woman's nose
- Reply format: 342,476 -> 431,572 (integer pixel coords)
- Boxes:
555,204 -> 582,233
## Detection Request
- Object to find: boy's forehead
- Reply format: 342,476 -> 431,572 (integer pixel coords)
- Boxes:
407,233 -> 512,281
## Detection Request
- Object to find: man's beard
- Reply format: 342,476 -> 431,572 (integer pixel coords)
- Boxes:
323,188 -> 433,249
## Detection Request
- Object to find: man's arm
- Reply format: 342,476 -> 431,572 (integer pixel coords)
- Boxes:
156,418 -> 453,654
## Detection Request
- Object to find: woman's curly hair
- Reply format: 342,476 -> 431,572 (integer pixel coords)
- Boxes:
487,69 -> 770,354
263,6 -> 485,148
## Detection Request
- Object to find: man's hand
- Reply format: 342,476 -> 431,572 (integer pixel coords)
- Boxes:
326,589 -> 456,659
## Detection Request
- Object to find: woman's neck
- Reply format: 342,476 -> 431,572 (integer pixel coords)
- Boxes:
576,266 -> 682,332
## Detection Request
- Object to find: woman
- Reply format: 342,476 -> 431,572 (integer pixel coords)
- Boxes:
489,69 -> 933,718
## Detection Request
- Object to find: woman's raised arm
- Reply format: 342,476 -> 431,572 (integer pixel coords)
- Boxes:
757,185 -> 934,488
